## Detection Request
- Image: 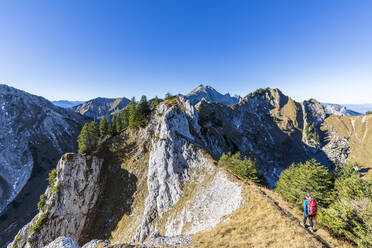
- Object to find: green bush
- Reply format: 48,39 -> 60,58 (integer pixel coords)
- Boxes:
28,212 -> 47,234
218,152 -> 263,184
37,194 -> 46,211
365,111 -> 372,115
47,169 -> 57,187
275,159 -> 334,208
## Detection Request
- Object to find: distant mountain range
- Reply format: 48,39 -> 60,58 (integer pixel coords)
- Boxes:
52,100 -> 85,108
72,97 -> 131,119
343,104 -> 372,114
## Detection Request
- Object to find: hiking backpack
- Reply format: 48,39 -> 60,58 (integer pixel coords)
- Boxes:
308,199 -> 317,216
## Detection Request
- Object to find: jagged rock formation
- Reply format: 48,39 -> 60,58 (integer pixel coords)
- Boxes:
0,84 -> 87,247
8,86 -> 371,247
180,84 -> 241,105
73,97 -> 130,119
323,103 -> 360,116
52,100 -> 85,108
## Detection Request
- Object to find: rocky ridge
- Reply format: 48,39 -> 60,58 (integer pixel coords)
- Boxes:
323,103 -> 360,116
180,84 -> 241,105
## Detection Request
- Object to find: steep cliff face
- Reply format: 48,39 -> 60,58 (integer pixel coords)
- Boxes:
73,97 -> 130,119
134,101 -> 243,242
0,85 -> 87,247
7,154 -> 103,248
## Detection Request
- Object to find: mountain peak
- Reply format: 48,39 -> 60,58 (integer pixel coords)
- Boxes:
182,85 -> 241,105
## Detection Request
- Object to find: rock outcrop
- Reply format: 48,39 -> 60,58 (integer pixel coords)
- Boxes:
134,100 -> 243,241
7,154 -> 103,248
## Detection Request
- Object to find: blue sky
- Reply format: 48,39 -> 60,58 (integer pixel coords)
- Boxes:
1,0 -> 371,103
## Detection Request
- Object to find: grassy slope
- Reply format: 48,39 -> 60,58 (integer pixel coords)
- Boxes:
322,114 -> 372,175
193,170 -> 353,248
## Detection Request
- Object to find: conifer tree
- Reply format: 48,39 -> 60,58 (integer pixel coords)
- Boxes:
99,116 -> 110,137
78,123 -> 89,154
88,120 -> 99,149
128,97 -> 138,129
121,108 -> 129,128
111,115 -> 117,136
165,92 -> 172,100
138,95 -> 150,116
150,96 -> 160,110
78,121 -> 99,154
116,113 -> 122,133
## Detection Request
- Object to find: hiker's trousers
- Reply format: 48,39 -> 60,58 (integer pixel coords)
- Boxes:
303,214 -> 313,228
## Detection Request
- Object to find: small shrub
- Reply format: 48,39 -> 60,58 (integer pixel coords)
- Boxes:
51,183 -> 63,193
12,234 -> 21,248
365,111 -> 372,115
218,152 -> 263,184
37,194 -> 46,211
47,169 -> 57,186
28,212 -> 47,234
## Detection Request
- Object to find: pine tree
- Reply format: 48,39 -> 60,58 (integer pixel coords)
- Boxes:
111,115 -> 117,136
150,96 -> 160,110
78,123 -> 89,154
99,116 -> 110,137
87,120 -> 99,149
138,95 -> 150,116
165,92 -> 172,100
121,108 -> 129,128
78,121 -> 98,154
116,113 -> 122,133
127,97 -> 137,129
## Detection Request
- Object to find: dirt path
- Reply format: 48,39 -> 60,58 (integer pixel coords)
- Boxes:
255,187 -> 332,248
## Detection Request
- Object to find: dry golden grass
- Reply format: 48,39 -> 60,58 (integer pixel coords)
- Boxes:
193,174 -> 354,248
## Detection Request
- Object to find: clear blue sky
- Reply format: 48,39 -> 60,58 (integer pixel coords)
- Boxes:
1,0 -> 371,103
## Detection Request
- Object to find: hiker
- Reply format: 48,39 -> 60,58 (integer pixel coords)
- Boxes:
300,193 -> 317,233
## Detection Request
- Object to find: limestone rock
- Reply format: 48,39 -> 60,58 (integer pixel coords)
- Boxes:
7,154 -> 103,248
45,237 -> 80,248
